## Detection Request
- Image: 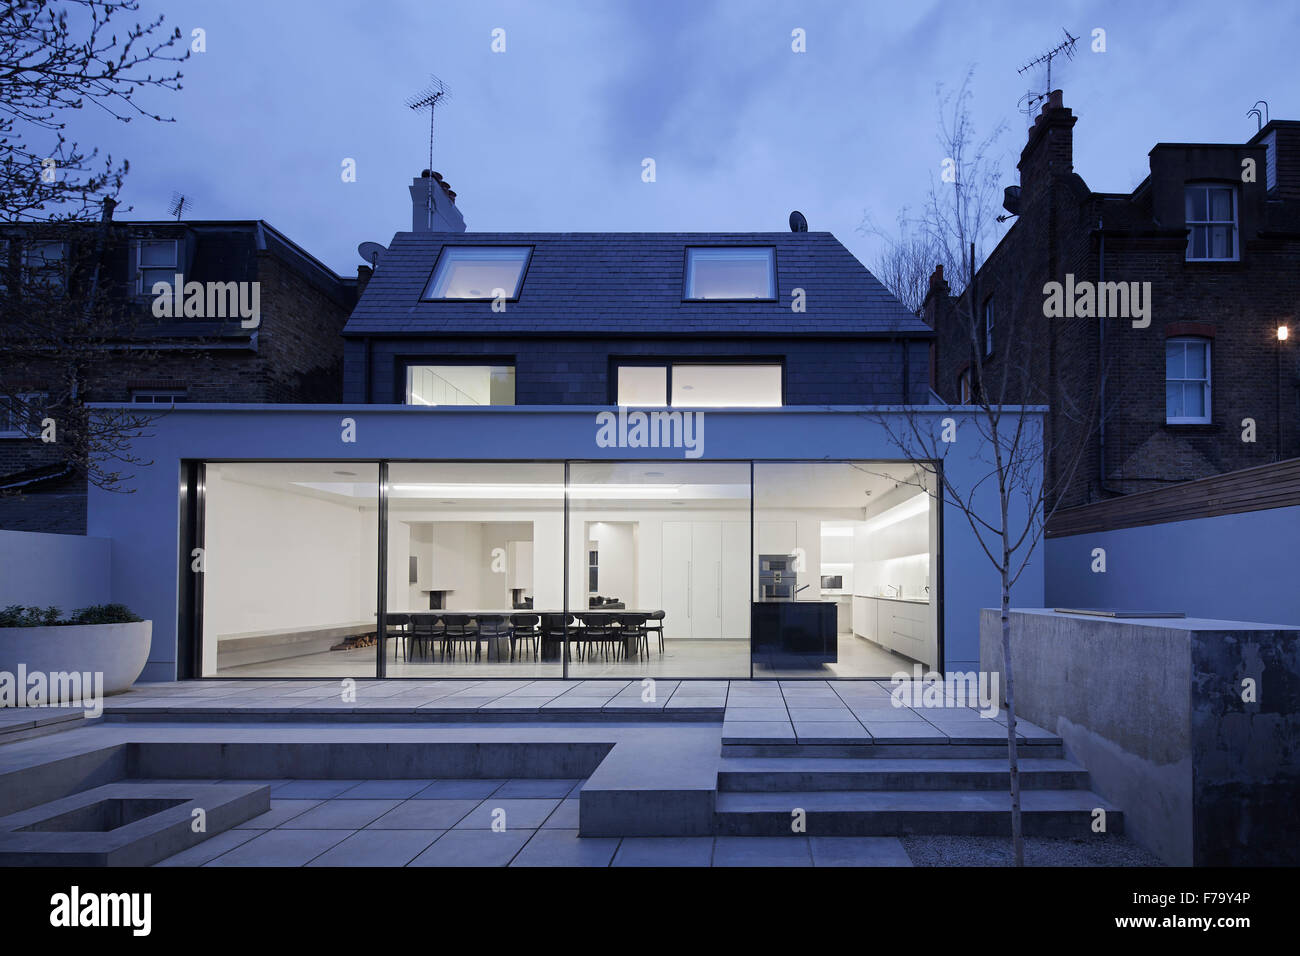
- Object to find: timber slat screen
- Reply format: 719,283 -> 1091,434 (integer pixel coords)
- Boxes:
1046,458 -> 1300,537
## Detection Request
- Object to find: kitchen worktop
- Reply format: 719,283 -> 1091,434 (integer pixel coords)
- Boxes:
860,595 -> 931,605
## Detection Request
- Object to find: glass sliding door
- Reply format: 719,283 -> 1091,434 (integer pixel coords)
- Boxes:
567,461 -> 751,678
752,461 -> 939,677
383,462 -> 564,677
200,462 -> 380,677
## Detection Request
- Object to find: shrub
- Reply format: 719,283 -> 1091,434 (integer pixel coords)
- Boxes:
0,604 -> 142,627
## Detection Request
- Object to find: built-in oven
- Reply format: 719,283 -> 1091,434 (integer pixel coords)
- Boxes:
758,553 -> 797,601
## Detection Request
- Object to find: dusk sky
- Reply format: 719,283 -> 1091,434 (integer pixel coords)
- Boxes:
74,0 -> 1300,277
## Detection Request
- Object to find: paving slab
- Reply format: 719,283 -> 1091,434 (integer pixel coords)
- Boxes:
510,829 -> 620,867
409,828 -> 531,866
494,779 -> 580,798
337,779 -> 434,799
306,829 -> 443,867
454,798 -> 561,830
367,799 -> 480,830
612,837 -> 715,867
413,779 -> 505,799
205,828 -> 353,867
270,780 -> 365,799
542,798 -> 581,829
235,799 -> 322,829
154,828 -> 261,867
713,836 -> 813,867
722,721 -> 796,745
280,799 -> 402,830
809,836 -> 913,867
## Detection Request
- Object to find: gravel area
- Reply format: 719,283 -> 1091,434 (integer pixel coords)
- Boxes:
902,833 -> 1165,867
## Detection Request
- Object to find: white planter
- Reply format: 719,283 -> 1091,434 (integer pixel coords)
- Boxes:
0,621 -> 152,698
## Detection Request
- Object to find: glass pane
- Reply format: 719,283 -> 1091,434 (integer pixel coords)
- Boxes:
1209,188 -> 1233,221
200,462 -> 379,677
1165,342 -> 1184,378
567,461 -> 751,678
1209,225 -> 1233,259
686,247 -> 775,299
406,365 -> 515,406
617,365 -> 667,406
141,267 -> 175,291
139,241 -> 176,267
671,364 -> 782,407
424,247 -> 529,299
753,462 -> 938,677
385,462 -> 565,677
1166,383 -> 1183,419
1184,342 -> 1207,378
1185,187 -> 1207,222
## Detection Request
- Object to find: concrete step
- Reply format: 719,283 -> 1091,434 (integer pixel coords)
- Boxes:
721,741 -> 1065,759
718,757 -> 1090,792
714,789 -> 1123,837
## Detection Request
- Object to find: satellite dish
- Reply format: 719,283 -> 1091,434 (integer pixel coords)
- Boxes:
357,241 -> 387,267
789,210 -> 808,233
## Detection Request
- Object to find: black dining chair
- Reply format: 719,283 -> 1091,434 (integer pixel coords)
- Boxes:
579,612 -> 620,662
509,613 -> 541,661
476,614 -> 513,663
541,612 -> 577,663
408,613 -> 444,661
646,610 -> 666,654
617,612 -> 649,660
385,613 -> 410,661
441,613 -> 479,661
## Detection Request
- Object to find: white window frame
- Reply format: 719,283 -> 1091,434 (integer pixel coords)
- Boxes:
615,361 -> 783,407
0,391 -> 48,438
983,298 -> 994,356
421,246 -> 531,300
0,239 -> 10,295
684,247 -> 777,300
1165,337 -> 1212,425
959,368 -> 973,405
129,389 -> 187,405
131,239 -> 181,296
1184,184 -> 1238,262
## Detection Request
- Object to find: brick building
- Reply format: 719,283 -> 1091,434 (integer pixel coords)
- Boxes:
0,216 -> 356,533
925,91 -> 1300,510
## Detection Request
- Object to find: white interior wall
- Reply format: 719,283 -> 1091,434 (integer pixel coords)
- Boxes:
201,468 -> 373,667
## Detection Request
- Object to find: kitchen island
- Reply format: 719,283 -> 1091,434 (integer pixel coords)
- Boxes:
750,600 -> 838,665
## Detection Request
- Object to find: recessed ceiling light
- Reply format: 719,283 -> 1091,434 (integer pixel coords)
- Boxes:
334,470 -> 357,477
441,500 -> 456,504
672,500 -> 685,505
645,471 -> 664,478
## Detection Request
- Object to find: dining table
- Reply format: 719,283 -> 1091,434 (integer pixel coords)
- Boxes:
392,609 -> 663,662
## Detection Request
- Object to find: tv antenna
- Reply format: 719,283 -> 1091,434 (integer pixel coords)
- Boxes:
1017,29 -> 1079,98
1247,100 -> 1269,131
405,74 -> 453,230
168,191 -> 194,221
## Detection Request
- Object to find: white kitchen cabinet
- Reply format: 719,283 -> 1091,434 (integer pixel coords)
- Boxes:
663,520 -> 747,639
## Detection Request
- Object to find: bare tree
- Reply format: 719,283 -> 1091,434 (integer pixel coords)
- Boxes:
863,211 -> 939,315
866,70 -> 1100,866
1,1 -> 188,495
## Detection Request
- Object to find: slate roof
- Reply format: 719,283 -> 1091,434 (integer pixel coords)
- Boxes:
343,232 -> 931,338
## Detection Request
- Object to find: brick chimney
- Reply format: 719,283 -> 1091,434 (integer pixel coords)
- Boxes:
1018,89 -> 1076,202
921,263 -> 950,330
409,169 -> 466,232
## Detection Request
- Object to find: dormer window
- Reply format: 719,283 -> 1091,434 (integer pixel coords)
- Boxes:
684,247 -> 776,300
1184,184 -> 1237,261
422,246 -> 531,300
132,239 -> 180,295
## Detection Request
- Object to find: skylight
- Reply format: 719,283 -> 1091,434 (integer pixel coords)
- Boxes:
685,247 -> 776,300
422,246 -> 531,300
